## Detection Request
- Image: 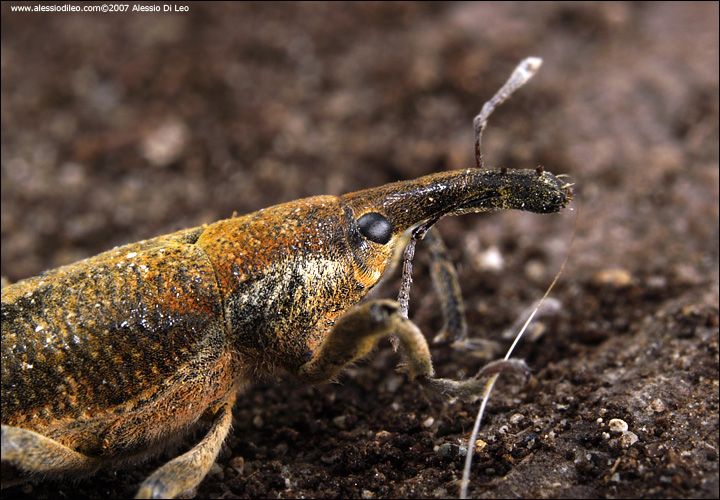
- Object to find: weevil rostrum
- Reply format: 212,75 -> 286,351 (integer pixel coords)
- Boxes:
2,58 -> 573,498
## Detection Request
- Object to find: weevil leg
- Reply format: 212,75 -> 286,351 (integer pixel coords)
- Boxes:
424,228 -> 502,356
1,424 -> 101,485
295,299 -> 528,403
418,358 -> 531,403
424,227 -> 468,344
297,299 -> 435,384
135,394 -> 235,500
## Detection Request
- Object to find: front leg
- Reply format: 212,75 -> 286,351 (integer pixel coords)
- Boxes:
297,299 -> 434,384
296,299 -> 530,403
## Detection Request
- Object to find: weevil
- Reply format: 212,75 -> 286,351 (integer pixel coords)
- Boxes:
2,58 -> 573,498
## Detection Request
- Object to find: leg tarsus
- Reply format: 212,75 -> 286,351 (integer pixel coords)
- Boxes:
448,337 -> 501,358
420,358 -> 531,402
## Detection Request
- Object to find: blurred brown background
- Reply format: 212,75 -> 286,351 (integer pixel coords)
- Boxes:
2,2 -> 718,499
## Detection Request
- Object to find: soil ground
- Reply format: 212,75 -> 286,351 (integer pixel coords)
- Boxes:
2,2 -> 718,499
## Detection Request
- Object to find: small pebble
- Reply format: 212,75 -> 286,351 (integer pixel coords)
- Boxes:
621,431 -> 639,448
592,268 -> 632,287
608,418 -> 628,433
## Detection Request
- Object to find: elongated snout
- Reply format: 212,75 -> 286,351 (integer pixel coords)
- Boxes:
342,168 -> 573,239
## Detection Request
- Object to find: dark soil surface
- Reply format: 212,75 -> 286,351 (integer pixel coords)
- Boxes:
2,2 -> 718,499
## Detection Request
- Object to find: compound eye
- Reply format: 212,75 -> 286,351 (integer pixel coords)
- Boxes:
357,212 -> 392,244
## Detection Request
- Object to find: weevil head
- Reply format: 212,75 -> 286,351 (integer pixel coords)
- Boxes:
200,168 -> 570,372
340,168 -> 573,288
